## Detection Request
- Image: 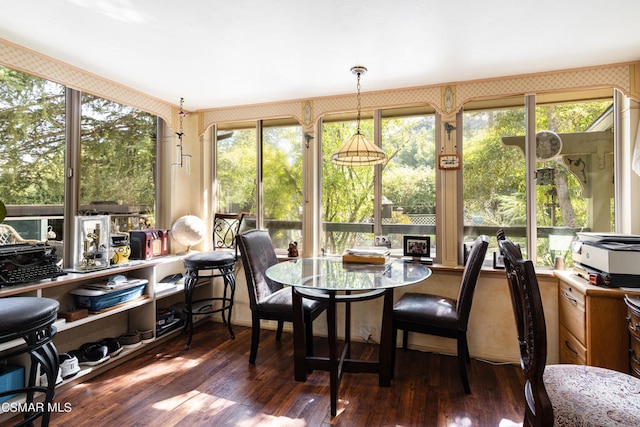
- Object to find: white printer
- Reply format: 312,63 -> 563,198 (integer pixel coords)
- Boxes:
572,232 -> 640,288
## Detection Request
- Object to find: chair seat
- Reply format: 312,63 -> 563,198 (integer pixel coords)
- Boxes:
184,250 -> 235,269
0,297 -> 59,339
543,364 -> 640,426
258,287 -> 325,315
393,292 -> 459,329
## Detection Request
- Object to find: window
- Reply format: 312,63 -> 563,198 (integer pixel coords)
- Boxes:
321,116 -> 375,255
381,109 -> 436,256
534,91 -> 614,266
262,121 -> 303,249
463,100 -> 527,258
80,93 -> 158,234
216,125 -> 257,216
320,109 -> 436,257
0,66 -> 66,246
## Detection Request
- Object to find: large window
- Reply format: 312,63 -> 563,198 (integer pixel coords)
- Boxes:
215,120 -> 303,251
262,121 -> 303,249
0,65 -> 159,266
381,109 -> 436,256
80,93 -> 158,233
533,91 -> 614,266
321,109 -> 436,256
463,100 -> 526,257
321,117 -> 375,254
0,66 -> 66,243
462,90 -> 615,266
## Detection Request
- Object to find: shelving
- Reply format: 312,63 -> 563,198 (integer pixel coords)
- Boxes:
0,254 -> 189,422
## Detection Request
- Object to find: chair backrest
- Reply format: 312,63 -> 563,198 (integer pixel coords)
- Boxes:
497,229 -> 553,426
237,229 -> 282,310
213,212 -> 246,253
456,235 -> 489,324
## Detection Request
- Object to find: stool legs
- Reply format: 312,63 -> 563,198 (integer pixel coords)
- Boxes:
183,265 -> 236,349
16,326 -> 59,427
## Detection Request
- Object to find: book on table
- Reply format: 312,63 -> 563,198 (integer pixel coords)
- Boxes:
342,247 -> 390,264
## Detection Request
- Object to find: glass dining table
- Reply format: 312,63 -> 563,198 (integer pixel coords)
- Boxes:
265,257 -> 432,417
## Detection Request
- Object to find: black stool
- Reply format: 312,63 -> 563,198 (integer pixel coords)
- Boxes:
182,212 -> 245,349
0,297 -> 60,427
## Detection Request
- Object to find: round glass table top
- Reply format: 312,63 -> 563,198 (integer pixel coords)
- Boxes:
265,257 -> 431,291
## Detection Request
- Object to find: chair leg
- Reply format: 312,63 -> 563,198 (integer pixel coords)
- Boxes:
249,313 -> 260,364
275,320 -> 284,341
402,329 -> 409,350
457,335 -> 471,393
391,325 -> 398,379
304,316 -> 314,357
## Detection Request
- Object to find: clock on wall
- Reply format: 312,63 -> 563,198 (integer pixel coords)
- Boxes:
536,130 -> 562,160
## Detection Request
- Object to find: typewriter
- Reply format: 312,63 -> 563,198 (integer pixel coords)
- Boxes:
0,243 -> 67,285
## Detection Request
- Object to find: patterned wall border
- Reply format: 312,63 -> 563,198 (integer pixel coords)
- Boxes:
1,37 -> 637,134
0,38 -> 173,123
201,61 -> 640,134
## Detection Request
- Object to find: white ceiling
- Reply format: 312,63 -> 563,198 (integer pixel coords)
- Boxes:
1,0 -> 639,112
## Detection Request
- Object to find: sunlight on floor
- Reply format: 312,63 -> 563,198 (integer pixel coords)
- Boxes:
499,419 -> 523,427
448,417 -> 472,427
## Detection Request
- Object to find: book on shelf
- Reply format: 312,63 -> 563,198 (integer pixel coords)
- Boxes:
342,247 -> 390,264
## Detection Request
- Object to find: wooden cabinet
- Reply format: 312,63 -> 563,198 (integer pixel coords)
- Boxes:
0,255 -> 187,422
555,271 -> 638,373
624,294 -> 640,378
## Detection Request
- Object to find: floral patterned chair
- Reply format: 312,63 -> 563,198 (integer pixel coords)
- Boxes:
497,229 -> 640,427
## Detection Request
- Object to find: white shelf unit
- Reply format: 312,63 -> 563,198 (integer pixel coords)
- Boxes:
0,255 -> 190,422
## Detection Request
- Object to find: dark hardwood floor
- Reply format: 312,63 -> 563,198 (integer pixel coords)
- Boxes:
21,321 -> 525,426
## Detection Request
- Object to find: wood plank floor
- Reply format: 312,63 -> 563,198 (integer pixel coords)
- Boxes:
22,321 -> 525,426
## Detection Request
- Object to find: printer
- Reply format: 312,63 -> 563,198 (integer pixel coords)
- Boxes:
572,232 -> 640,288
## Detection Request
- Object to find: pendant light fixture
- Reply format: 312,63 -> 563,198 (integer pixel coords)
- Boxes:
330,66 -> 387,166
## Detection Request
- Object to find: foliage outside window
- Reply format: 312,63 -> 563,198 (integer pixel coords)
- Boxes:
534,97 -> 614,266
216,127 -> 257,216
381,113 -> 436,255
0,66 -> 65,240
322,119 -> 375,254
80,93 -> 158,233
262,123 -> 303,249
463,105 -> 527,258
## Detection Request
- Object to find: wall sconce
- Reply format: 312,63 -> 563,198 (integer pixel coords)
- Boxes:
173,97 -> 192,173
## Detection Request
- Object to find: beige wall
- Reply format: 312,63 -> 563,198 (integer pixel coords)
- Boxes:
216,265 -> 559,365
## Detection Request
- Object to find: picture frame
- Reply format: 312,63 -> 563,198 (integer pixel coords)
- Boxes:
493,251 -> 505,269
403,235 -> 431,257
374,235 -> 392,248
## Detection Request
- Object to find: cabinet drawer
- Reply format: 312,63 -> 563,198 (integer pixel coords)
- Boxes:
558,281 -> 586,345
630,333 -> 640,378
627,305 -> 640,339
559,325 -> 586,365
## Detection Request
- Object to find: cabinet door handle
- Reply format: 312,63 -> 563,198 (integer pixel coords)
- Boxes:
630,349 -> 640,365
564,340 -> 579,356
627,316 -> 639,332
562,291 -> 578,305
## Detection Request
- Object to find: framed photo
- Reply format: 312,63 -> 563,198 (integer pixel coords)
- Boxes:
493,251 -> 505,269
374,235 -> 392,248
404,235 -> 430,257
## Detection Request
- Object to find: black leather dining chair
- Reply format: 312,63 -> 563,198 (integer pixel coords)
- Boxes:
392,234 -> 489,393
237,229 -> 327,364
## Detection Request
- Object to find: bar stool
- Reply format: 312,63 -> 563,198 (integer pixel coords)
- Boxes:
0,297 -> 60,427
182,212 -> 245,349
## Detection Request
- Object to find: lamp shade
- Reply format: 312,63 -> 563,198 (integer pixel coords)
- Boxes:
330,132 -> 386,166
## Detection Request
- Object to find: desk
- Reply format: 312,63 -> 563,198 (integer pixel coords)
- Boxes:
266,257 -> 431,416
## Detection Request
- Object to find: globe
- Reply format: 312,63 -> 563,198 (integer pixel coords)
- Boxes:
171,215 -> 206,250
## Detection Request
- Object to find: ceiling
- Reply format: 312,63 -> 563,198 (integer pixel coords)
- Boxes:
1,0 -> 639,112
